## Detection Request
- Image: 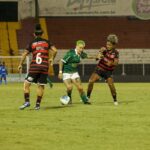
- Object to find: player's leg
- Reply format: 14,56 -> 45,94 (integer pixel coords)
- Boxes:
63,79 -> 73,103
19,80 -> 31,110
72,77 -> 90,104
3,75 -> 7,84
34,74 -> 47,110
19,73 -> 37,110
87,72 -> 100,99
35,84 -> 45,109
24,80 -> 31,102
47,75 -> 53,88
106,77 -> 118,105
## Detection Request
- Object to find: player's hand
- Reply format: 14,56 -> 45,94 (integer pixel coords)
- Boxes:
96,53 -> 104,60
99,47 -> 106,52
49,58 -> 54,66
18,65 -> 22,71
58,73 -> 63,80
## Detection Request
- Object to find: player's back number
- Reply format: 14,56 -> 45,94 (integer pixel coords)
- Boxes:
36,53 -> 42,64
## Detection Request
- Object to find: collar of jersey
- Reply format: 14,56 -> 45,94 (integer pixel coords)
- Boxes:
75,49 -> 80,56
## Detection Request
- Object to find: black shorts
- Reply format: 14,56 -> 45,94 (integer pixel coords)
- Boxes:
25,73 -> 48,85
95,67 -> 113,80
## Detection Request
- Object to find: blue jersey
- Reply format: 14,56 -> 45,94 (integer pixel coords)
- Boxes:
0,66 -> 2,75
1,66 -> 7,75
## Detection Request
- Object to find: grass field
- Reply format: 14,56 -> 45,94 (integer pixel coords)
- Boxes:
0,82 -> 150,150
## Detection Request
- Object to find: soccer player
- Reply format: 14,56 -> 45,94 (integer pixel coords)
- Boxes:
18,24 -> 57,110
58,40 -> 94,104
0,62 -> 2,83
87,34 -> 119,105
0,62 -> 8,85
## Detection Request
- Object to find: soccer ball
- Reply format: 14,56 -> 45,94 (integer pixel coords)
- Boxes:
60,95 -> 70,105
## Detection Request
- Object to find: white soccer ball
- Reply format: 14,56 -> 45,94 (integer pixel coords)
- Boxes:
60,95 -> 70,105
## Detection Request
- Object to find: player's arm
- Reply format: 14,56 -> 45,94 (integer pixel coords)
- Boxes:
106,51 -> 119,66
6,67 -> 8,75
49,46 -> 57,66
111,51 -> 119,66
58,59 -> 64,80
18,50 -> 29,71
58,51 -> 71,79
112,58 -> 119,66
50,46 -> 57,60
81,52 -> 96,59
106,58 -> 119,66
95,47 -> 106,60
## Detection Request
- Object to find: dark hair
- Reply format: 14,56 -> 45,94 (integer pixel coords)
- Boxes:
34,23 -> 43,36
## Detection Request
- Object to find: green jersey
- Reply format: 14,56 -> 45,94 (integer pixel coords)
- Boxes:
62,49 -> 88,73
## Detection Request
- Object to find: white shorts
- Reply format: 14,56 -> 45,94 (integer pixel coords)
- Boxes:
63,72 -> 80,81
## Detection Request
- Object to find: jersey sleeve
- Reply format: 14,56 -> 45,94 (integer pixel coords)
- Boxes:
80,52 -> 88,59
61,51 -> 72,63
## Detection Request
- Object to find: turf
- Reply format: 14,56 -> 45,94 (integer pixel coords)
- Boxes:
0,83 -> 150,150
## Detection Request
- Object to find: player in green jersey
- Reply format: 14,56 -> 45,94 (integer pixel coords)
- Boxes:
58,40 -> 94,104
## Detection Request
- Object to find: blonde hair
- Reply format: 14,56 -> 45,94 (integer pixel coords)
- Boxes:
76,40 -> 85,47
107,34 -> 118,44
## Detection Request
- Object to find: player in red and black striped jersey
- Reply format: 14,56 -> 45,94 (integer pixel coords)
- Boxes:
18,24 -> 57,110
87,34 -> 119,105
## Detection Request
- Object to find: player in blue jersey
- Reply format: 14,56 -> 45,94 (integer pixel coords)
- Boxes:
0,62 -> 8,85
0,62 -> 2,83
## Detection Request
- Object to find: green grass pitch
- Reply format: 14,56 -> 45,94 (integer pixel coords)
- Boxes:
0,83 -> 150,150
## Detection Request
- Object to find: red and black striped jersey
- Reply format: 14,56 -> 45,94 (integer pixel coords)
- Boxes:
26,37 -> 53,74
97,49 -> 119,71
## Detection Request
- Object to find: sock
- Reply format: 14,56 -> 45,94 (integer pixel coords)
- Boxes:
36,96 -> 42,105
87,83 -> 94,98
24,93 -> 30,103
67,90 -> 72,100
47,76 -> 53,88
80,92 -> 88,103
113,95 -> 117,102
87,91 -> 91,98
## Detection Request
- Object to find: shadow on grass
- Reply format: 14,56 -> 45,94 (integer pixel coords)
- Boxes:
97,100 -> 136,106
42,104 -> 74,110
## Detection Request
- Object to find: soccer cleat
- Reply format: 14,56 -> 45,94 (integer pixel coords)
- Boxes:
83,98 -> 91,105
114,101 -> 118,106
82,96 -> 91,105
84,101 -> 91,105
48,82 -> 53,88
19,102 -> 30,110
34,103 -> 40,110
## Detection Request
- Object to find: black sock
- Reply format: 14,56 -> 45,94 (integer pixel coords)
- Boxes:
113,95 -> 117,102
87,91 -> 91,98
67,90 -> 72,100
36,96 -> 42,105
24,93 -> 30,102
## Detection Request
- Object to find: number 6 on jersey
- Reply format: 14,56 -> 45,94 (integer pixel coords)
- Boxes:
36,53 -> 42,64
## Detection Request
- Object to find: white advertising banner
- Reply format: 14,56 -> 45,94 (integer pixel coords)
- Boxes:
38,0 -> 150,20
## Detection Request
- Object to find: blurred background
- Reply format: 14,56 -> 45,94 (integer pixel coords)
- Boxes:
0,0 -> 150,82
